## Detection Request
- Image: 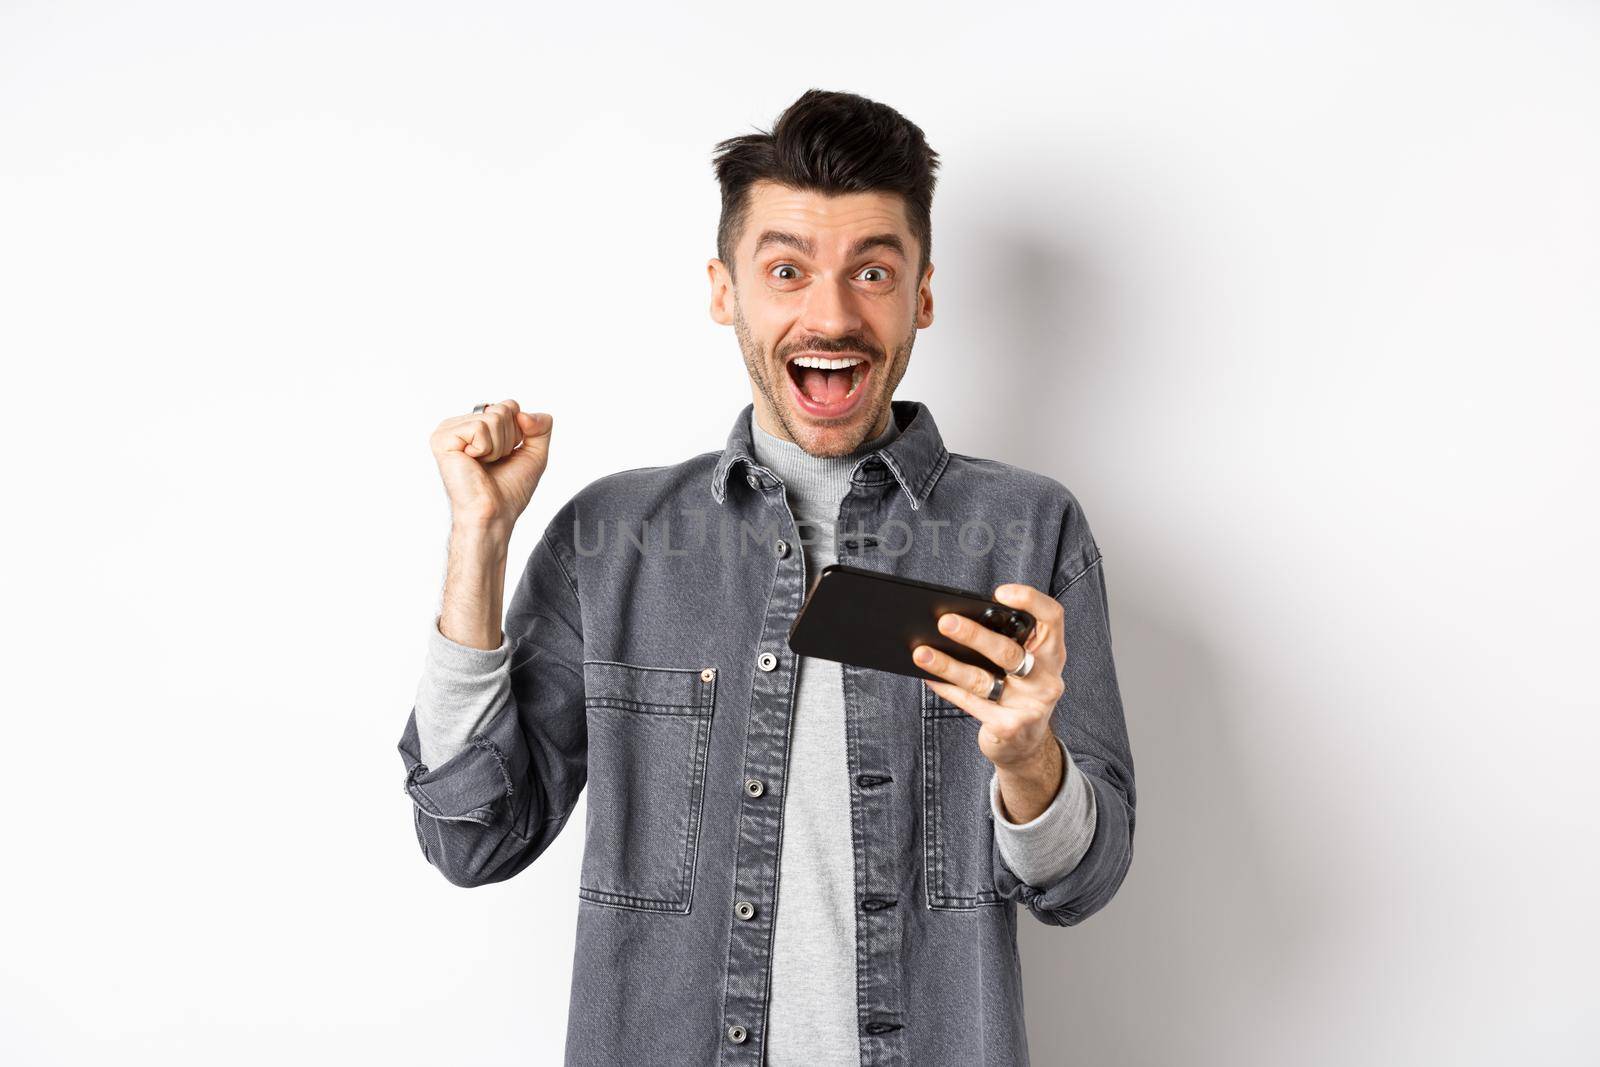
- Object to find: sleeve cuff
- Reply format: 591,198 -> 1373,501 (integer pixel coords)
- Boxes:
989,734 -> 1099,886
427,615 -> 511,675
414,615 -> 514,770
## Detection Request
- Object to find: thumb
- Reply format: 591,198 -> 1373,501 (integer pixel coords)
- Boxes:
509,412 -> 554,468
515,410 -> 552,440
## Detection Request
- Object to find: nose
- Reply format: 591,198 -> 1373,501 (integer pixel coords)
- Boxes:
799,272 -> 865,340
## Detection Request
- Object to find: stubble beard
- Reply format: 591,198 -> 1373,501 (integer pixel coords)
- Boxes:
731,296 -> 915,459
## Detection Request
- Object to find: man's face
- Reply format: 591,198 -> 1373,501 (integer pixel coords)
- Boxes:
708,180 -> 934,458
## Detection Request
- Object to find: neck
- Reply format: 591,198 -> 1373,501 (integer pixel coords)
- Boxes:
747,408 -> 901,518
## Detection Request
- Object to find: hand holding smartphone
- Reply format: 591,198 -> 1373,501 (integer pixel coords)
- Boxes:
787,564 -> 1036,681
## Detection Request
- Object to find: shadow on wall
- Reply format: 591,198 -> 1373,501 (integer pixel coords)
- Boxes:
960,224 -> 1319,1064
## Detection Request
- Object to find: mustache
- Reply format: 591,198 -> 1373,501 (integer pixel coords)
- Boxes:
778,339 -> 879,360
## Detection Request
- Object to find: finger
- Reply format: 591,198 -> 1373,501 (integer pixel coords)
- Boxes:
912,643 -> 1003,705
478,404 -> 509,459
433,415 -> 485,456
929,676 -> 1053,757
994,582 -> 1066,672
936,611 -> 1027,677
430,413 -> 482,444
920,675 -> 1002,730
432,412 -> 511,460
492,399 -> 524,452
461,419 -> 495,459
486,400 -> 532,460
992,582 -> 1059,648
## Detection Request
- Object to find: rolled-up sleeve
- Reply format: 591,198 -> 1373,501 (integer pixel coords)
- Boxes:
413,618 -> 511,771
989,733 -> 1098,886
396,505 -> 588,888
993,496 -> 1136,926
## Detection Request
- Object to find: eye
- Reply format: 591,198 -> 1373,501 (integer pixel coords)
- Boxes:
859,267 -> 890,283
771,264 -> 800,281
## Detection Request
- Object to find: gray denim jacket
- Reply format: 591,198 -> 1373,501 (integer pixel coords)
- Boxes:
395,399 -> 1137,1066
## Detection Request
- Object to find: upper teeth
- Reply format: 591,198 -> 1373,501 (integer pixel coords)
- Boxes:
792,355 -> 865,370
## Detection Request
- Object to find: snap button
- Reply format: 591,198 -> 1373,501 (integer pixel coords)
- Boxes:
744,777 -> 764,797
757,651 -> 778,672
700,667 -> 716,683
726,1024 -> 748,1044
745,473 -> 761,489
774,538 -> 789,558
735,900 -> 757,920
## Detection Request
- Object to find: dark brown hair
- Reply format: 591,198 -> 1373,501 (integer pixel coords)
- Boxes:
711,89 -> 941,284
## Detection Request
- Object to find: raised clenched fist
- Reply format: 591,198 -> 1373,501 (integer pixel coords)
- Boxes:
429,399 -> 553,536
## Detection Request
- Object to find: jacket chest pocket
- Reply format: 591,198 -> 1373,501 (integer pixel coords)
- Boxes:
580,660 -> 717,914
921,681 -> 1000,909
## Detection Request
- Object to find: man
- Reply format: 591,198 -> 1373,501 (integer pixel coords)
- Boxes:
397,88 -> 1136,1066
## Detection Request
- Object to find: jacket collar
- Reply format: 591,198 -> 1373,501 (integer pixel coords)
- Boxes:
710,398 -> 950,511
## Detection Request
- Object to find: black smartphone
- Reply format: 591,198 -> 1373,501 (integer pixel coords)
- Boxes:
786,563 -> 1036,681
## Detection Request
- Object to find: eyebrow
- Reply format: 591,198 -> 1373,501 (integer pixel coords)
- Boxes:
751,229 -> 908,262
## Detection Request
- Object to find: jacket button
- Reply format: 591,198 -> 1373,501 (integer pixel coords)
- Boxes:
700,667 -> 716,683
726,1024 -> 748,1044
744,778 -> 764,797
757,651 -> 778,672
774,538 -> 789,557
735,900 -> 757,920
746,473 -> 761,489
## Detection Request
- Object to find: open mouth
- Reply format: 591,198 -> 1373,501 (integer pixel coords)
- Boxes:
784,352 -> 871,419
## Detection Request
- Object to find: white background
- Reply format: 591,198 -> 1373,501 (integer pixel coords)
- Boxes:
2,2 -> 1595,1064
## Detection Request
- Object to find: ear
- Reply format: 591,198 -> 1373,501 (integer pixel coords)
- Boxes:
707,258 -> 734,325
915,261 -> 935,329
